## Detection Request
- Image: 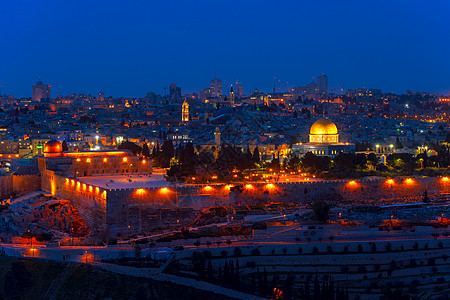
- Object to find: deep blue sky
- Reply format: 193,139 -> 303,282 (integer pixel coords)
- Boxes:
1,0 -> 449,97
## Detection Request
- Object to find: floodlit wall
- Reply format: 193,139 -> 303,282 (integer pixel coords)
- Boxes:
12,174 -> 40,195
42,171 -> 107,231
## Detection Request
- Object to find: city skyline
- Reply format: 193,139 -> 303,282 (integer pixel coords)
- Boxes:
1,1 -> 450,97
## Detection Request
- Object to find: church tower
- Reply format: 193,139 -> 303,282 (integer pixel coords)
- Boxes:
182,99 -> 189,122
229,85 -> 235,107
214,127 -> 221,145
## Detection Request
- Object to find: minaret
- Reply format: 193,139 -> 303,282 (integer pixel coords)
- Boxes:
214,127 -> 221,145
182,99 -> 189,122
229,85 -> 235,108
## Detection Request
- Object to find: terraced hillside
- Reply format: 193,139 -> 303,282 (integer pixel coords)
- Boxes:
0,256 -> 237,300
169,239 -> 450,299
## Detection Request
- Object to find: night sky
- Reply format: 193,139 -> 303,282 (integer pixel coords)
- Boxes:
1,0 -> 449,97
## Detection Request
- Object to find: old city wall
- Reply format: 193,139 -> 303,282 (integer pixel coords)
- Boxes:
0,175 -> 13,199
12,174 -> 40,196
41,171 -> 107,231
176,177 -> 449,207
105,188 -> 177,236
39,175 -> 450,237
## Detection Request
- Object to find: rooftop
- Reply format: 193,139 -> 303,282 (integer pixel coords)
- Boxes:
78,174 -> 170,190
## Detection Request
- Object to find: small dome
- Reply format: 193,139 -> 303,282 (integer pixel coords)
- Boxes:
310,118 -> 338,135
44,140 -> 63,153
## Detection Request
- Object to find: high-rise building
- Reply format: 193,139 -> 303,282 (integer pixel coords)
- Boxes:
316,74 -> 328,94
235,81 -> 244,97
210,78 -> 222,98
199,88 -> 211,102
32,80 -> 51,102
169,83 -> 182,102
182,99 -> 189,122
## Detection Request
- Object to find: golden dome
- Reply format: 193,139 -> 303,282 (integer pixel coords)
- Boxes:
44,140 -> 63,153
310,118 -> 338,135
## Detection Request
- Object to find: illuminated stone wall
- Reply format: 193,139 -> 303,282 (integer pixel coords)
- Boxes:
0,175 -> 13,199
42,171 -> 108,231
12,174 -> 40,196
40,174 -> 449,237
175,177 -> 450,206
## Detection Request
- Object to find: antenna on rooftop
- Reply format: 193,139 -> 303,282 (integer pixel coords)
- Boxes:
273,77 -> 276,94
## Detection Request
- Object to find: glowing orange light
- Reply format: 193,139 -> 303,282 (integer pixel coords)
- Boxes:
76,158 -> 81,162
86,158 -> 91,163
71,179 -> 75,186
203,185 -> 213,192
233,174 -> 238,178
245,184 -> 254,190
103,158 -> 107,163
136,188 -> 146,196
65,178 -> 69,184
225,184 -> 234,191
442,177 -> 449,183
386,179 -> 395,185
346,180 -> 358,188
142,159 -> 146,164
88,185 -> 93,192
160,187 -> 169,194
15,154 -> 19,157
95,187 -> 100,194
211,175 -> 218,179
191,177 -> 196,181
266,183 -> 276,191
82,183 -> 86,191
405,178 -> 414,185
123,157 -> 128,162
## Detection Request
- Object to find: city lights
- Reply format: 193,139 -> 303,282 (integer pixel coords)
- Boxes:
3,8 -> 450,299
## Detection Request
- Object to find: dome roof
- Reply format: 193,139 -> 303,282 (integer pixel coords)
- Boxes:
310,118 -> 338,135
44,140 -> 63,153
